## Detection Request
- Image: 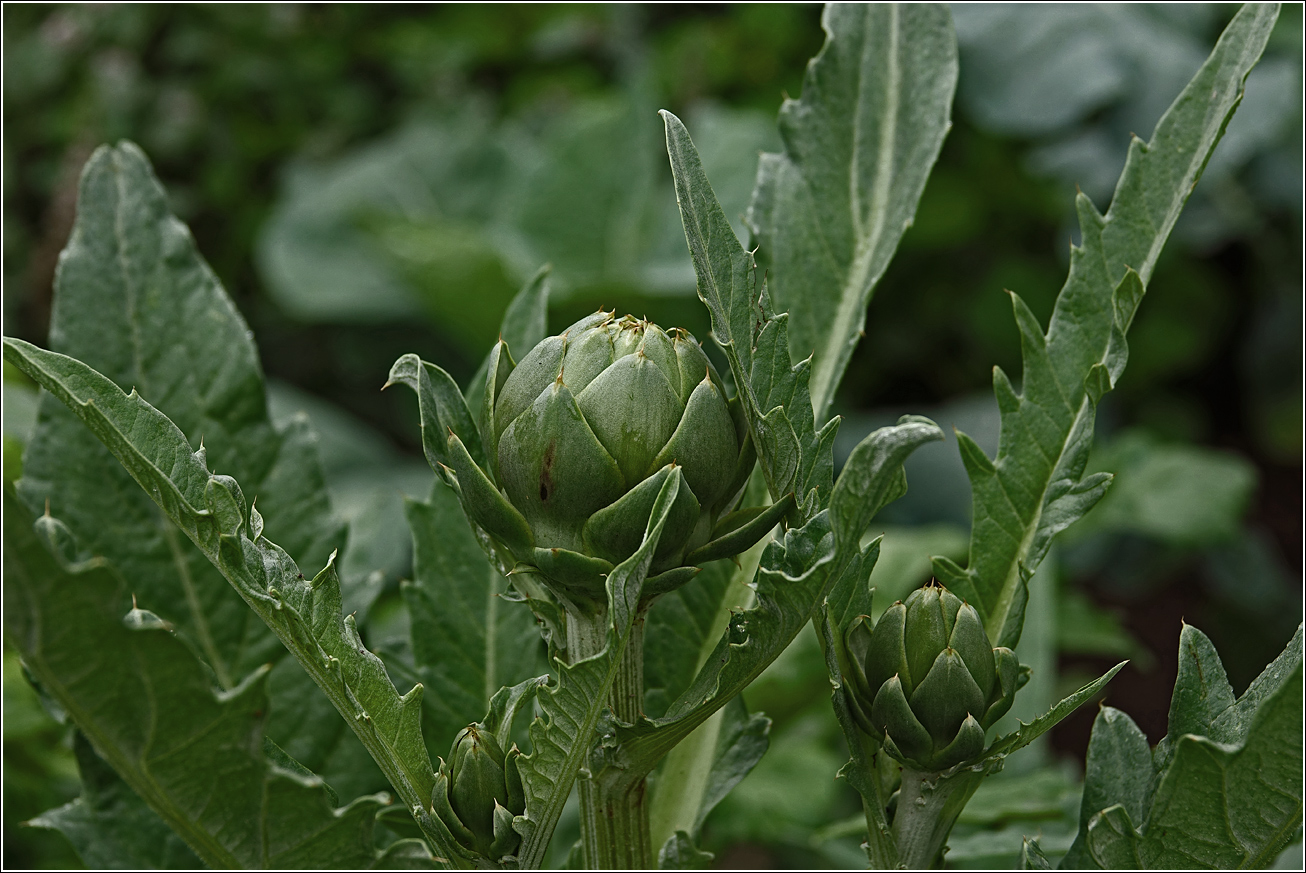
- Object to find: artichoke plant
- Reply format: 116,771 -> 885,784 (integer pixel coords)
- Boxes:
446,311 -> 792,607
843,584 -> 1022,770
432,726 -> 526,861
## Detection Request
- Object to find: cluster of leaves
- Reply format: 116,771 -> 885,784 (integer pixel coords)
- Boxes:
2,3 -> 1301,871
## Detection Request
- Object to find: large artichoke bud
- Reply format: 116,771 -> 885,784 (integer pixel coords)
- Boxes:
432,726 -> 526,860
450,311 -> 791,605
843,584 -> 1021,770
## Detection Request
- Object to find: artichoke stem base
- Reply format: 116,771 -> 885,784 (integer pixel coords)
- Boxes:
568,607 -> 652,869
891,766 -> 985,869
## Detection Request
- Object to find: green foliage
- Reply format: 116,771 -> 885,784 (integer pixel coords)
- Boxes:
929,1 -> 1282,651
3,488 -> 418,868
402,480 -> 546,757
748,4 -> 958,421
0,4 -> 1297,871
1063,624 -> 1304,869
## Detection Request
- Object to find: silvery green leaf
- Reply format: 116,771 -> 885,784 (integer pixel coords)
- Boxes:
16,142 -> 343,691
985,662 -> 1128,762
935,2 -> 1281,648
828,415 -> 944,558
6,490 -> 399,869
747,4 -> 959,421
3,337 -> 464,864
662,109 -> 828,518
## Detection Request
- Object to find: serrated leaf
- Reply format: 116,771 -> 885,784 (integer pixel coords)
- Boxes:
1085,662 -> 1303,869
986,662 -> 1127,761
941,3 -> 1281,647
747,4 -> 958,421
662,110 -> 828,517
2,337 -> 464,864
5,489 -> 395,869
403,479 -> 546,756
265,656 -> 390,805
15,142 -> 343,690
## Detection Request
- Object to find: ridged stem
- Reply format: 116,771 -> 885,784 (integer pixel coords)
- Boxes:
570,611 -> 651,869
892,766 -> 984,869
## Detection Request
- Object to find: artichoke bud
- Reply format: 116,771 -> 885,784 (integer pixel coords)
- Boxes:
459,312 -> 784,603
845,583 -> 1019,770
436,726 -> 525,860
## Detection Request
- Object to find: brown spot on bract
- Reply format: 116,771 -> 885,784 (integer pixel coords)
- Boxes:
539,441 -> 555,502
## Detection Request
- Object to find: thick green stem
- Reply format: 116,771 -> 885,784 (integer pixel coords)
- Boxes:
571,612 -> 652,869
858,745 -> 898,869
891,766 -> 984,869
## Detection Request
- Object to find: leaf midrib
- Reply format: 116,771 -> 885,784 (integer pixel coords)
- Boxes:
816,4 -> 901,421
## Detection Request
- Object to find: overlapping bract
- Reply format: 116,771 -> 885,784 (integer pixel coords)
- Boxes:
432,726 -> 526,862
452,311 -> 791,605
844,584 -> 1020,770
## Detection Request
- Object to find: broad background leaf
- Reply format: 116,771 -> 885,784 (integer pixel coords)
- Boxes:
4,490 -> 414,869
402,479 -> 546,757
748,3 -> 959,422
16,142 -> 342,691
30,732 -> 202,870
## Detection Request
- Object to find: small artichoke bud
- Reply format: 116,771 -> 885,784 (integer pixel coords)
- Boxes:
846,583 -> 1020,770
434,726 -> 525,860
450,311 -> 794,604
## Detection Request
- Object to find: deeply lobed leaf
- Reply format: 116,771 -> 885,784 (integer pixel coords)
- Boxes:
1065,622 -> 1304,870
16,142 -> 345,691
933,3 -> 1282,648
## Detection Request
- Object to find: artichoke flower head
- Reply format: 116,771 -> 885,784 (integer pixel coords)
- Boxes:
447,311 -> 792,608
843,582 -> 1023,771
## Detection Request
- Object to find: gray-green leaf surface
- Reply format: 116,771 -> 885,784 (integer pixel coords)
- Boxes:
1065,622 -> 1304,869
930,2 -> 1281,648
2,336 -> 462,865
4,489 -> 415,869
747,3 -> 958,422
16,142 -> 343,690
403,479 -> 546,756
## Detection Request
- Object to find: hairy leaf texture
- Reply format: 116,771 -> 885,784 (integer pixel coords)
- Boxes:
930,2 -> 1282,648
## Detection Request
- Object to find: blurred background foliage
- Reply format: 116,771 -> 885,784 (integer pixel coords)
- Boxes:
3,4 -> 1301,869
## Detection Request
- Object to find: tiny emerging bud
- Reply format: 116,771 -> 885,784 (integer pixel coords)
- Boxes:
433,726 -> 525,860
